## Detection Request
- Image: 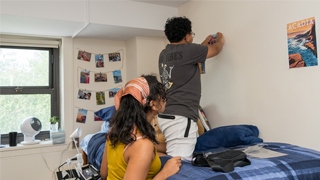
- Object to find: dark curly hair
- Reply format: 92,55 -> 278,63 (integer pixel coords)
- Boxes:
164,16 -> 192,43
107,75 -> 166,148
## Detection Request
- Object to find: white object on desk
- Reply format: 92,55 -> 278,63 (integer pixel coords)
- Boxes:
20,117 -> 42,145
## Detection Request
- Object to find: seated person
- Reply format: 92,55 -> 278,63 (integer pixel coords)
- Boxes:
100,75 -> 182,180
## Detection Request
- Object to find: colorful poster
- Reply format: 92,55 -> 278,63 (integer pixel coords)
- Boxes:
287,17 -> 317,68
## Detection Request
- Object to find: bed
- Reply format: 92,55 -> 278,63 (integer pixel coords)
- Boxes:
81,107 -> 320,179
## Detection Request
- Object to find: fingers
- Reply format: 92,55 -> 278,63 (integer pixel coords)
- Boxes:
172,156 -> 182,167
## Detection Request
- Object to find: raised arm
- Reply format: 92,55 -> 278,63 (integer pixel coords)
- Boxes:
100,142 -> 109,180
201,32 -> 225,59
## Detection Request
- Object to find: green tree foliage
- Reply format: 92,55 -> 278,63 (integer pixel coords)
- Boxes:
0,49 -> 51,134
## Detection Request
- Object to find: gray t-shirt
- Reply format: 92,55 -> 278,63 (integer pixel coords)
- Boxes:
158,43 -> 208,121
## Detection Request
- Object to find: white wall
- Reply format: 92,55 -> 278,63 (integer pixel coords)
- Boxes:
179,1 -> 320,150
126,37 -> 138,79
136,36 -> 167,79
126,36 -> 167,79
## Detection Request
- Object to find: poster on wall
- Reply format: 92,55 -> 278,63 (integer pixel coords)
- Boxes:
198,63 -> 205,74
287,17 -> 317,68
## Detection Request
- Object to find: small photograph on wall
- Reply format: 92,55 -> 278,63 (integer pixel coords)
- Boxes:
95,54 -> 105,68
109,88 -> 121,98
113,70 -> 123,84
94,114 -> 104,121
94,72 -> 107,82
287,17 -> 318,68
80,70 -> 90,84
198,62 -> 205,74
108,52 -> 121,62
76,109 -> 87,123
77,89 -> 92,100
96,91 -> 106,105
77,50 -> 91,62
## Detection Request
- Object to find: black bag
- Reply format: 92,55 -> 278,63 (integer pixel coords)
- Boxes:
191,150 -> 251,173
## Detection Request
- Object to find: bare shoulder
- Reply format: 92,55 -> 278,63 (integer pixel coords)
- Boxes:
124,137 -> 155,163
130,137 -> 154,151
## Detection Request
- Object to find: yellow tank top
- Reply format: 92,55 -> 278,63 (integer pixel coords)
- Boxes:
106,137 -> 161,180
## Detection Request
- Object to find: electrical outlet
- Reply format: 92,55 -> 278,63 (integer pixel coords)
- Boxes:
72,137 -> 79,149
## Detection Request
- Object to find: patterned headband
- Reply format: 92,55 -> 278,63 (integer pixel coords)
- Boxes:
114,77 -> 150,110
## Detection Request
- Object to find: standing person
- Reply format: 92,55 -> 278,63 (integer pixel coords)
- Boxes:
158,16 -> 225,161
100,75 -> 182,180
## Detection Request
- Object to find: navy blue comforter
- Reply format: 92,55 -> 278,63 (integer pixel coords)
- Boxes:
87,136 -> 320,180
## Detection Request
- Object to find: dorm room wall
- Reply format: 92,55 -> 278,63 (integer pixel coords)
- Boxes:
179,1 -> 320,151
126,36 -> 168,80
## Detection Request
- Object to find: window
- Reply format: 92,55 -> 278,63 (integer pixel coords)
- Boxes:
0,45 -> 60,144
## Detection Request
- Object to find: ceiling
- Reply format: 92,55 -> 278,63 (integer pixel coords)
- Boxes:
0,0 -> 190,41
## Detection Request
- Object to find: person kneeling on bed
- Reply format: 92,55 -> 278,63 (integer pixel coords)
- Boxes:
100,75 -> 182,180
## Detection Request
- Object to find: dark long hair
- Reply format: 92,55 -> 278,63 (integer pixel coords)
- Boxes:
107,75 -> 166,148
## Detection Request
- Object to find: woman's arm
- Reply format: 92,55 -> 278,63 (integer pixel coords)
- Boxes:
123,139 -> 155,180
153,156 -> 181,180
123,139 -> 181,180
100,142 -> 109,180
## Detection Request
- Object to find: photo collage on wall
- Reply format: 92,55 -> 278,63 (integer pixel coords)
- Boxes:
76,49 -> 123,123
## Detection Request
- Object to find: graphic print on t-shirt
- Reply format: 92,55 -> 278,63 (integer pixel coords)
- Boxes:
160,63 -> 174,89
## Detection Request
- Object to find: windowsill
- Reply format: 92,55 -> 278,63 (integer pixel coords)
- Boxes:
0,140 -> 78,158
1,140 -> 58,151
